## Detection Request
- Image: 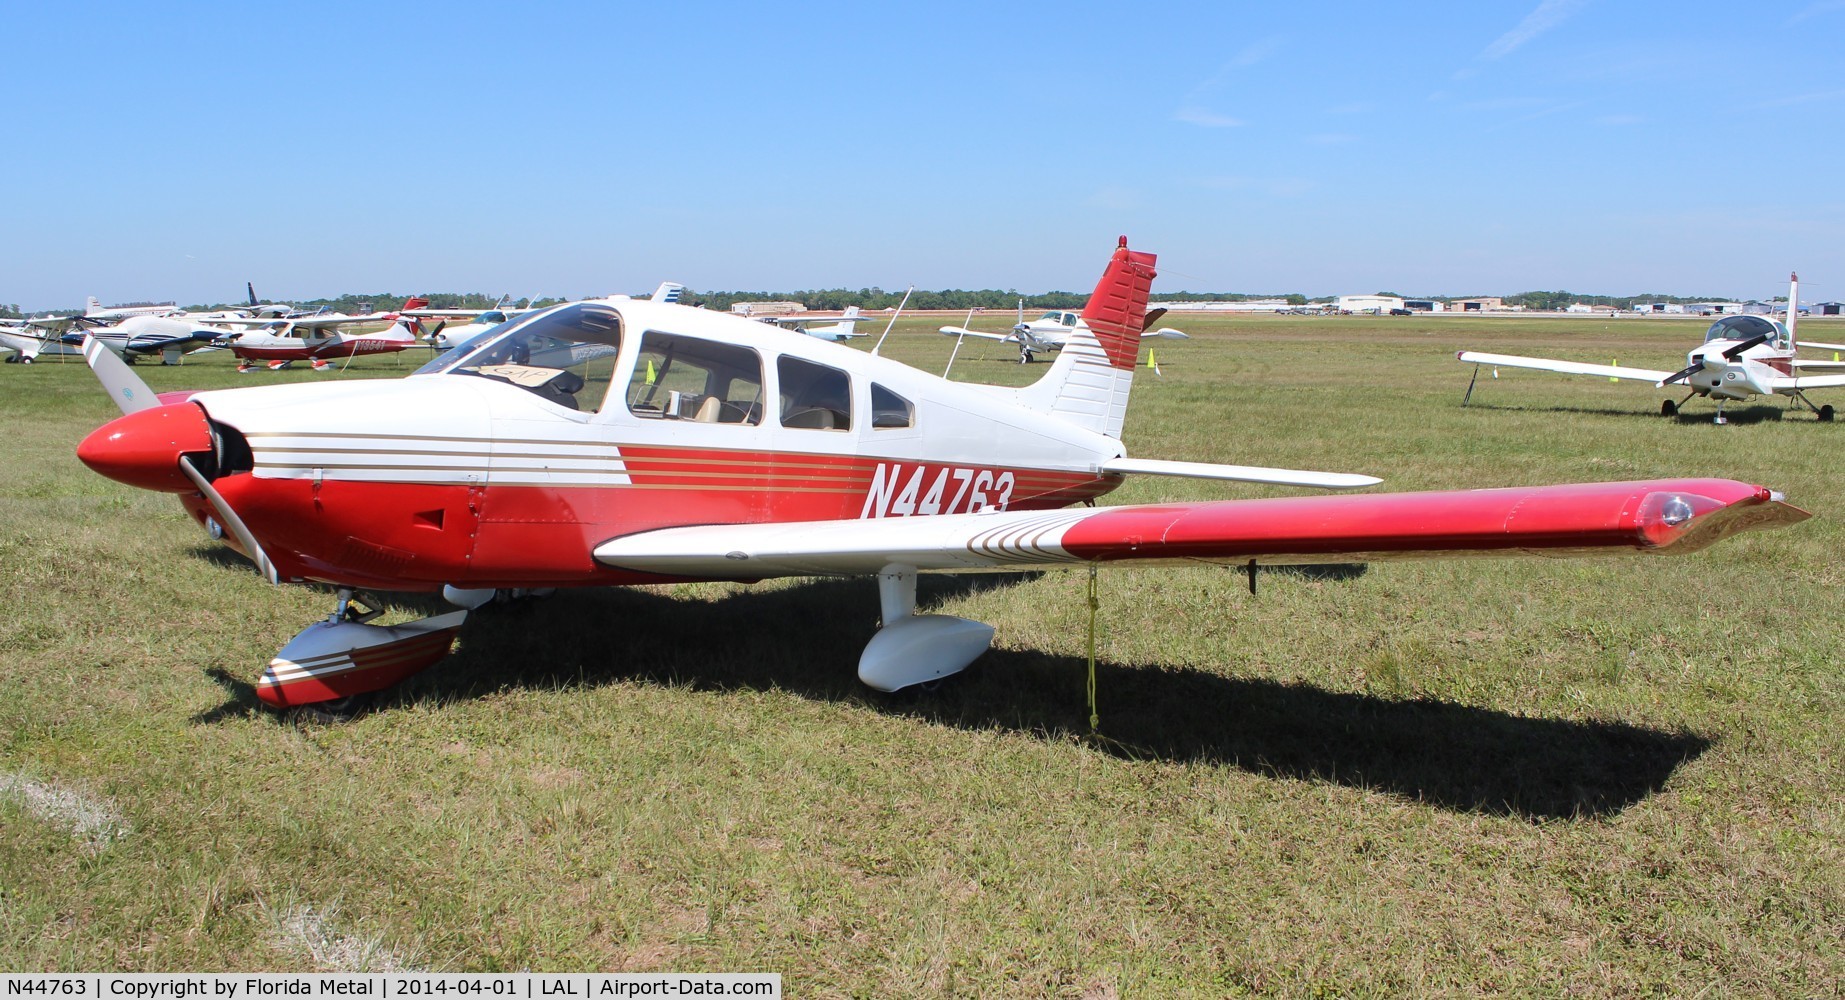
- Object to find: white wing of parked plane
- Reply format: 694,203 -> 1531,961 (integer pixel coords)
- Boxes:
1456,351 -> 1676,383
1144,328 -> 1190,339
1796,339 -> 1845,352
938,325 -> 1018,343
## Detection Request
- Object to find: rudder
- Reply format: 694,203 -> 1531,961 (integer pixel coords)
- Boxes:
1014,237 -> 1157,440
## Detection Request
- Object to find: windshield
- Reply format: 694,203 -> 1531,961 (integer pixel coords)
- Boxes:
424,303 -> 624,412
1704,314 -> 1785,346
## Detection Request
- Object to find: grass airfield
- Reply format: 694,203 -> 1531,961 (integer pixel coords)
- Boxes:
1,314 -> 1841,995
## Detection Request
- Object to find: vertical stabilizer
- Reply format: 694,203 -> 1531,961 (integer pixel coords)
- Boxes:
1013,237 -> 1157,439
247,282 -> 259,308
1788,271 -> 1799,348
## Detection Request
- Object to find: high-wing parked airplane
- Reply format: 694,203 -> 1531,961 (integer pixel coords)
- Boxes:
941,300 -> 1189,363
213,304 -> 432,371
761,306 -> 873,342
1458,273 -> 1845,424
74,238 -> 1805,713
1,320 -> 81,363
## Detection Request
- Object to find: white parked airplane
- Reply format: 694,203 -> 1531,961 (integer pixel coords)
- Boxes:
1458,273 -> 1845,424
942,301 -> 1189,363
760,306 -> 873,342
82,296 -> 179,321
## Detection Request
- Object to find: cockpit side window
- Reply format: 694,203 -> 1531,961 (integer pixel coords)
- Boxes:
870,383 -> 914,428
442,303 -> 623,412
625,331 -> 764,424
778,357 -> 852,431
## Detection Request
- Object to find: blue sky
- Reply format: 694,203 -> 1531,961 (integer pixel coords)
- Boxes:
4,0 -> 1842,309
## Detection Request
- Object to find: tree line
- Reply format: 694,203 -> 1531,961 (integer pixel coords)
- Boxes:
11,287 -> 1764,319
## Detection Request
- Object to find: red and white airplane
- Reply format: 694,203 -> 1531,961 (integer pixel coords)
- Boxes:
75,239 -> 1807,712
212,298 -> 432,371
1458,273 -> 1845,424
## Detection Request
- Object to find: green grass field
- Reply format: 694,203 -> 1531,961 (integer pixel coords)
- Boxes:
2,316 -> 1841,995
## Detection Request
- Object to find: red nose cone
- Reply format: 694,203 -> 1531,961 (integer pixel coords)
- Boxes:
76,403 -> 214,493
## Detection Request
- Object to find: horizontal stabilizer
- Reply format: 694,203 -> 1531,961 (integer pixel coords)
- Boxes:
1101,456 -> 1379,490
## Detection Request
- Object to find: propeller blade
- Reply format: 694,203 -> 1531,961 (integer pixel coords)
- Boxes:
177,454 -> 279,585
1722,332 -> 1773,360
1659,361 -> 1704,386
80,334 -> 160,415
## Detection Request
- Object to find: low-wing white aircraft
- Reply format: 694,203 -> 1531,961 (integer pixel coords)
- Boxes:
15,314 -> 226,365
74,238 -> 1805,713
1458,273 -> 1845,424
941,301 -> 1189,363
81,296 -> 179,321
760,306 -> 874,342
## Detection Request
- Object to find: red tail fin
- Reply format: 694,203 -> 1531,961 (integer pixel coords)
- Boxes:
401,296 -> 429,311
1079,236 -> 1158,370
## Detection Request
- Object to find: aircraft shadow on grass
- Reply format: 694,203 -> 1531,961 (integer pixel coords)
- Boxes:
192,571 -> 1703,822
1463,400 -> 1792,424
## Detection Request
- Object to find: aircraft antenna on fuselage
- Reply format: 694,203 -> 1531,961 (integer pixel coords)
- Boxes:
871,285 -> 914,357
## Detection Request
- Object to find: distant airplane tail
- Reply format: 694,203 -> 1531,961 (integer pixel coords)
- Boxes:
652,282 -> 686,304
1013,237 -> 1156,439
247,282 -> 259,308
85,296 -> 103,315
401,296 -> 430,312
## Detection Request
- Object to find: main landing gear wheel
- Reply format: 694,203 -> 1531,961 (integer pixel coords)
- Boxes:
1820,405 -> 1836,422
1018,346 -> 1034,364
1661,399 -> 1677,416
285,692 -> 372,725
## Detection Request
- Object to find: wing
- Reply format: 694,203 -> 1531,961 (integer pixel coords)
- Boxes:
1773,373 -> 1845,389
1791,359 -> 1845,369
1143,327 -> 1190,339
938,326 -> 1016,343
1797,339 -> 1845,352
594,478 -> 1803,578
1457,350 -> 1675,383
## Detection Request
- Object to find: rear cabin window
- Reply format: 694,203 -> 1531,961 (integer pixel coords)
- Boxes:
625,331 -> 764,424
778,357 -> 852,430
870,383 -> 913,428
